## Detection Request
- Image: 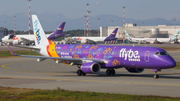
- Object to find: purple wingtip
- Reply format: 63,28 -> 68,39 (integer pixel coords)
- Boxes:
7,45 -> 17,56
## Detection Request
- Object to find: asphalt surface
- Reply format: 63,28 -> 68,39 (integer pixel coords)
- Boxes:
0,44 -> 180,97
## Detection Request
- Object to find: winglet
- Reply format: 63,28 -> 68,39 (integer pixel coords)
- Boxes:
47,22 -> 66,40
7,45 -> 17,56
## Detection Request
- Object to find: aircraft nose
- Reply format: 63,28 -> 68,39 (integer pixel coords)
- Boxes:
165,58 -> 176,68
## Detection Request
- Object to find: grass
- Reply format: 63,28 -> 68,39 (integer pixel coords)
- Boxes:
174,62 -> 180,69
0,86 -> 180,101
0,50 -> 41,58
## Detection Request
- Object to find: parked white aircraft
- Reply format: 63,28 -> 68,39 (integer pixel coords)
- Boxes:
124,30 -> 180,44
1,34 -> 50,45
1,22 -> 66,45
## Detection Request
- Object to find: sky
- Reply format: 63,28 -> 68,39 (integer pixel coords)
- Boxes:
0,0 -> 179,20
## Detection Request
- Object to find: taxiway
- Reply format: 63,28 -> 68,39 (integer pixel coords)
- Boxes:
0,58 -> 180,97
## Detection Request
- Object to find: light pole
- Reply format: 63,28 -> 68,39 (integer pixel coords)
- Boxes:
98,18 -> 100,36
111,20 -> 113,26
28,0 -> 31,35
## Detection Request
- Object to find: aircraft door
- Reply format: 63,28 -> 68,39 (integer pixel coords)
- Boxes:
144,51 -> 150,62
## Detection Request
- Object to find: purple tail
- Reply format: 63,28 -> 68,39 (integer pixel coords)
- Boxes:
48,22 -> 66,40
104,28 -> 118,41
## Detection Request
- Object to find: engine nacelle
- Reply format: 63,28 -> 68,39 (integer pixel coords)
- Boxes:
81,62 -> 101,73
13,40 -> 19,45
125,68 -> 144,73
81,40 -> 87,44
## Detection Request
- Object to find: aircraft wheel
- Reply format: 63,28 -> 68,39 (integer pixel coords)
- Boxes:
106,69 -> 111,76
82,72 -> 86,76
77,70 -> 82,76
110,69 -> 115,76
154,74 -> 159,79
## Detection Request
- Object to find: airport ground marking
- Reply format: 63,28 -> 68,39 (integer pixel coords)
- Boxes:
2,62 -> 180,79
1,62 -> 76,75
0,76 -> 180,87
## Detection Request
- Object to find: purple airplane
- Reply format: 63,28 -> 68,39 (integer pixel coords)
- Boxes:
47,22 -> 66,40
7,15 -> 176,79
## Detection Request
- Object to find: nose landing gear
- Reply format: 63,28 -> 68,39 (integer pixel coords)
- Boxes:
154,71 -> 159,79
153,69 -> 161,79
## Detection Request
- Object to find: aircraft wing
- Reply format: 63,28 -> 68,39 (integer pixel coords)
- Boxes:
12,45 -> 41,50
19,55 -> 107,64
86,39 -> 97,45
20,37 -> 33,43
7,45 -> 107,64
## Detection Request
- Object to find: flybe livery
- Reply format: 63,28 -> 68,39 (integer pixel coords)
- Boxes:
124,30 -> 180,43
7,15 -> 176,79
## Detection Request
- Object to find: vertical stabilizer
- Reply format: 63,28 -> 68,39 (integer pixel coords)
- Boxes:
48,22 -> 66,40
124,30 -> 132,42
104,28 -> 118,41
169,30 -> 180,42
32,15 -> 49,47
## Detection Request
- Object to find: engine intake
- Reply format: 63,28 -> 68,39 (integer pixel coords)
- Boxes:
125,68 -> 144,73
81,62 -> 101,73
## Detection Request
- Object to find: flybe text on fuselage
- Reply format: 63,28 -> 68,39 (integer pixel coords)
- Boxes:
119,48 -> 140,61
34,20 -> 41,44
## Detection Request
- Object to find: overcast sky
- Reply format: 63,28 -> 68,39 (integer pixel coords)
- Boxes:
0,0 -> 179,20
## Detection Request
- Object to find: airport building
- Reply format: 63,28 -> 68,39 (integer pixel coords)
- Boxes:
100,24 -> 180,39
0,27 -> 4,42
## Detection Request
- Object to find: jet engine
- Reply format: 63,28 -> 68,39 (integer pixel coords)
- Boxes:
13,40 -> 19,45
81,40 -> 87,44
81,62 -> 101,73
125,68 -> 144,73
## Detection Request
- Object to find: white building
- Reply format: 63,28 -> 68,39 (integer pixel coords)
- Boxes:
100,24 -> 180,39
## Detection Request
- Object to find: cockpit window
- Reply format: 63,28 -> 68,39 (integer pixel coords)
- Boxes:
155,52 -> 169,55
160,52 -> 169,55
155,52 -> 160,55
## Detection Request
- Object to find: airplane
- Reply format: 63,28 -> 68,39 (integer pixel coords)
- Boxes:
1,22 -> 66,45
71,28 -> 118,44
7,15 -> 176,79
124,30 -> 180,44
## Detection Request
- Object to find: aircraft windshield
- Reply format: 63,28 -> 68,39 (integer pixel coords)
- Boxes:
154,52 -> 169,56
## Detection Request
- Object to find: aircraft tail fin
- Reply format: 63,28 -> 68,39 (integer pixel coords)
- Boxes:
47,22 -> 66,40
32,15 -> 49,47
124,30 -> 132,42
104,28 -> 118,41
169,30 -> 180,42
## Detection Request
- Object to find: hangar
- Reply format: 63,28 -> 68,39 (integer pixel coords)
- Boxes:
100,24 -> 180,39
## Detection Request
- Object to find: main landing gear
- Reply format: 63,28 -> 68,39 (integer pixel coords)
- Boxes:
106,69 -> 115,76
77,70 -> 86,76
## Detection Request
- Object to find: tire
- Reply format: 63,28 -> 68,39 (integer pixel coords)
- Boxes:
77,70 -> 82,76
106,70 -> 111,76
